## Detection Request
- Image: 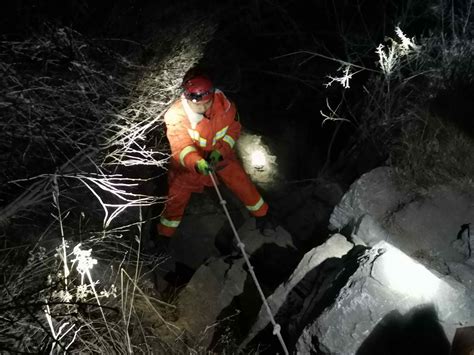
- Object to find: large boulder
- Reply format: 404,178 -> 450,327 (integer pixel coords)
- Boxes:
295,241 -> 474,354
239,233 -> 474,354
329,166 -> 407,231
330,166 -> 474,275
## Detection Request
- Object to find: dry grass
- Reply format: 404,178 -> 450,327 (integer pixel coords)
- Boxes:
388,32 -> 474,191
318,1 -> 474,193
0,236 -> 179,353
392,115 -> 474,191
0,14 -> 225,354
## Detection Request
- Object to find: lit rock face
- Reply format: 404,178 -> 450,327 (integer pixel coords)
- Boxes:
295,241 -> 474,355
240,167 -> 474,354
237,234 -> 474,354
329,166 -> 474,280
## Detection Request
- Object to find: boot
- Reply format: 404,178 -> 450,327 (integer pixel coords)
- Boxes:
143,221 -> 172,256
150,234 -> 171,256
255,213 -> 278,236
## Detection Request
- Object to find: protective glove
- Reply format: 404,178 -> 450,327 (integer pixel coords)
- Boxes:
195,158 -> 211,175
208,149 -> 223,166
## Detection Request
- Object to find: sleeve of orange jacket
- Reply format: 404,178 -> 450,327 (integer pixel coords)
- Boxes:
164,110 -> 202,171
215,102 -> 241,159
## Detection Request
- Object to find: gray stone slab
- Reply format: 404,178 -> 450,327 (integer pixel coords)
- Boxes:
296,241 -> 474,354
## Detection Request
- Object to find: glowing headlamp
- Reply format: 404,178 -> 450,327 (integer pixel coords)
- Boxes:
251,150 -> 266,171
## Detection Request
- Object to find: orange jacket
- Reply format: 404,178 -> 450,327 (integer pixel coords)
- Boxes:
164,90 -> 240,189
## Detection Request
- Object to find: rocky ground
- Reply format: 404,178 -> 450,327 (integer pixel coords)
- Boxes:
154,166 -> 474,354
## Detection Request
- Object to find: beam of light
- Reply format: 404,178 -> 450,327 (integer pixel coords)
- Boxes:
251,150 -> 267,171
375,243 -> 442,300
236,132 -> 278,188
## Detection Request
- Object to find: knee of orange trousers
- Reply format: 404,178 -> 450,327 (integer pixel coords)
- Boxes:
217,161 -> 267,214
158,181 -> 193,237
251,201 -> 269,217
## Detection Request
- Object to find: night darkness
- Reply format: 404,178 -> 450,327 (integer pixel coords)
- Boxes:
0,0 -> 443,181
1,0 -> 473,354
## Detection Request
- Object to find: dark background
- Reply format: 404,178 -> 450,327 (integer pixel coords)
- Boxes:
0,0 -> 444,182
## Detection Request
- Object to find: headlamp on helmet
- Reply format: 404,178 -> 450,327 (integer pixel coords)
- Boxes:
183,75 -> 214,103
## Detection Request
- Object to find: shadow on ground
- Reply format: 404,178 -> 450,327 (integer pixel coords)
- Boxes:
356,304 -> 450,355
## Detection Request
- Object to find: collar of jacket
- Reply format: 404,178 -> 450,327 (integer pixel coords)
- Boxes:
181,95 -> 204,129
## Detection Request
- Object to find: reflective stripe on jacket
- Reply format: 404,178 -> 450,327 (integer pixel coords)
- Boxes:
164,90 -> 240,190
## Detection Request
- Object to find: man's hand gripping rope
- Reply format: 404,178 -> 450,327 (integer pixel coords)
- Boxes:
195,149 -> 224,175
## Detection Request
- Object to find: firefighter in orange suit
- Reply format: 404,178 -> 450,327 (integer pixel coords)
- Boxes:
157,70 -> 269,238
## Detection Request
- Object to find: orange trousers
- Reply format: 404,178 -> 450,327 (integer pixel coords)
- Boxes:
158,160 -> 268,237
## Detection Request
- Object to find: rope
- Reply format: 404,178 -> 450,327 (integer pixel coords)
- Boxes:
209,172 -> 289,355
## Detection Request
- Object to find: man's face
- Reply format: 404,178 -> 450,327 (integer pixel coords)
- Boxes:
187,98 -> 213,114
